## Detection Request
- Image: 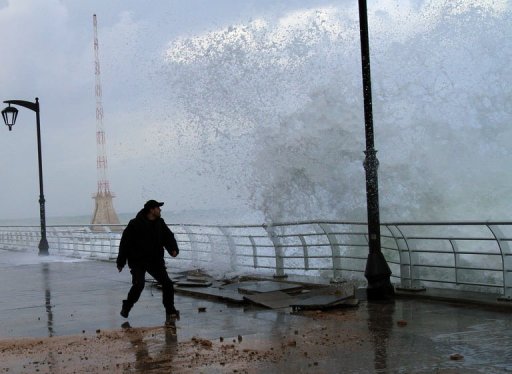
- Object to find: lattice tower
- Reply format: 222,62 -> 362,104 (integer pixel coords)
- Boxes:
91,14 -> 120,226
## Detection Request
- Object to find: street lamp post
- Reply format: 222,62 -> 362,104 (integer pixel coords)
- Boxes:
2,98 -> 49,255
357,0 -> 393,299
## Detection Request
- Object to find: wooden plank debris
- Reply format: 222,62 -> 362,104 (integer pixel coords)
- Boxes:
243,291 -> 298,309
236,281 -> 303,295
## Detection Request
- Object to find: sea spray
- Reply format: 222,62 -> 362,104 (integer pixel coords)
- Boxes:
161,1 -> 512,223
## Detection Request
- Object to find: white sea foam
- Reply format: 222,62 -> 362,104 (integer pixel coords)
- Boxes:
158,1 -> 511,224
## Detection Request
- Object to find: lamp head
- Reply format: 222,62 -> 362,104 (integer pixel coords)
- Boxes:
1,104 -> 18,131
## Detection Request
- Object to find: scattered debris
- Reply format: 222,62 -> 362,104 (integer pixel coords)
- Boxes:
287,340 -> 297,347
172,269 -> 360,313
450,353 -> 464,360
191,337 -> 213,348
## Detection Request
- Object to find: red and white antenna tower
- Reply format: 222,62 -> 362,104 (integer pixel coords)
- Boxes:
91,14 -> 120,226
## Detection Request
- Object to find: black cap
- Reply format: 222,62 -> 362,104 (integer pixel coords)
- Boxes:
144,200 -> 164,210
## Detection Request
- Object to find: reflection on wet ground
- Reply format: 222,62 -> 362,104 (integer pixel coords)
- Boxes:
0,250 -> 511,373
125,323 -> 178,373
42,263 -> 54,337
367,301 -> 394,373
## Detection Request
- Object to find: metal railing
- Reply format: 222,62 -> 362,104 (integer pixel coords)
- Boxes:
0,220 -> 510,299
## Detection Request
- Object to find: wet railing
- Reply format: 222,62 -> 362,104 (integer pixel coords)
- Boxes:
0,221 -> 510,299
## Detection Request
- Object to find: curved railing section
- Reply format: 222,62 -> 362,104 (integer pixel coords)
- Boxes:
0,221 -> 510,299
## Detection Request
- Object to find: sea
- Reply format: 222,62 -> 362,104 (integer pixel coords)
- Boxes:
0,207 -> 265,227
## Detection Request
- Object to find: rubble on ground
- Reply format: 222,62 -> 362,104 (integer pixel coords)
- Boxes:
167,268 -> 360,313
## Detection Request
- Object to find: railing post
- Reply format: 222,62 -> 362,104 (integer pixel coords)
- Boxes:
218,227 -> 238,272
181,225 -> 198,266
388,225 -> 425,291
71,229 -> 79,258
299,234 -> 310,271
449,239 -> 460,285
82,230 -> 89,258
47,227 -> 54,254
54,229 -> 61,254
207,233 -> 216,264
249,236 -> 258,269
263,224 -> 287,279
487,224 -> 512,300
109,231 -> 118,260
316,223 -> 342,283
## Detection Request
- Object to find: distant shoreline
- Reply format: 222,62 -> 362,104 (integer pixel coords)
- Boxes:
0,208 -> 265,227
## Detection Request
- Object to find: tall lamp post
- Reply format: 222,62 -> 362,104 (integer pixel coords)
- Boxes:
2,98 -> 49,255
358,0 -> 393,299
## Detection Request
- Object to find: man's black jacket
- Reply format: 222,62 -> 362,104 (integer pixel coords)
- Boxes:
116,209 -> 179,269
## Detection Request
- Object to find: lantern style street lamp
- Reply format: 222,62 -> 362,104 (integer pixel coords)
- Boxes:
2,98 -> 49,255
357,0 -> 394,299
2,104 -> 18,131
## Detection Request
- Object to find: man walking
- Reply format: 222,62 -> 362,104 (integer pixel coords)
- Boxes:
117,200 -> 180,325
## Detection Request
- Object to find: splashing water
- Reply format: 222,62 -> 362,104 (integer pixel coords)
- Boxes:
161,1 -> 511,223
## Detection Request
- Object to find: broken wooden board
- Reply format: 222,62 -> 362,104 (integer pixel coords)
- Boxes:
187,275 -> 212,283
175,280 -> 213,287
235,281 -> 303,295
243,291 -> 298,309
175,286 -> 246,304
290,294 -> 358,311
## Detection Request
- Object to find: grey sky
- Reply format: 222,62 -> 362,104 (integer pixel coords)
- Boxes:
0,0 -> 337,220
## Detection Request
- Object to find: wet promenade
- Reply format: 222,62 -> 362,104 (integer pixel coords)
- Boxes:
0,249 -> 511,373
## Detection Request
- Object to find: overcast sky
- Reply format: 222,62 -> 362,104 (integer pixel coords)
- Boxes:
1,0 -> 510,224
0,0 -> 338,220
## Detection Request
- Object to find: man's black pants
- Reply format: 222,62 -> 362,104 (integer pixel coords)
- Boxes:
125,264 -> 175,313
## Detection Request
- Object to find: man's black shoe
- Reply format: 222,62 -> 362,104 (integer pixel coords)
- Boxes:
165,308 -> 180,325
120,301 -> 130,318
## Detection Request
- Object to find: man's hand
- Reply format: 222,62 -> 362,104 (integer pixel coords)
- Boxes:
117,265 -> 124,272
170,250 -> 178,258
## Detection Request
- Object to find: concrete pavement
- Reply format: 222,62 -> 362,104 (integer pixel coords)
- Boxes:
0,249 -> 511,373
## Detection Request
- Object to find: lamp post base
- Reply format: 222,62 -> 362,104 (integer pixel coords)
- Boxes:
366,279 -> 395,301
365,250 -> 394,300
38,238 -> 49,256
